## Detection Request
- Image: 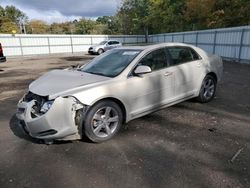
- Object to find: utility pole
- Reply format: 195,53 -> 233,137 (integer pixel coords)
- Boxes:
19,21 -> 26,34
144,26 -> 148,43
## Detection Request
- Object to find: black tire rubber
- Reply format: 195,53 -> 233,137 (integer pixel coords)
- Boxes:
83,100 -> 123,143
196,75 -> 217,103
97,48 -> 104,55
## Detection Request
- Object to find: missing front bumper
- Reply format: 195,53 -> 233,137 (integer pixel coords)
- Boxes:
16,96 -> 86,140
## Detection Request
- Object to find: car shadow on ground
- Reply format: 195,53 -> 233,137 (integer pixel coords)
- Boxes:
9,115 -> 41,144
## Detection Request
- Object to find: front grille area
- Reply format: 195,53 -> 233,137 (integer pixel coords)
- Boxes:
23,92 -> 48,117
23,92 -> 47,104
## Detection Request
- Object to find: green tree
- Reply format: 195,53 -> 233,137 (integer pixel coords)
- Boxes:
50,22 -> 76,34
4,5 -> 28,24
0,17 -> 19,33
184,0 -> 216,30
75,18 -> 97,34
0,6 -> 5,17
96,16 -> 120,34
50,23 -> 64,34
147,0 -> 186,33
116,0 -> 186,35
0,5 -> 28,33
184,0 -> 250,29
27,20 -> 49,34
212,0 -> 250,27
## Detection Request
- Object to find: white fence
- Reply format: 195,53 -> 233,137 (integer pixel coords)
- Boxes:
1,26 -> 250,63
0,34 -> 145,56
149,26 -> 250,63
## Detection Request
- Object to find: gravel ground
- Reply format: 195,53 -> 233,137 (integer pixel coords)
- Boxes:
0,54 -> 250,188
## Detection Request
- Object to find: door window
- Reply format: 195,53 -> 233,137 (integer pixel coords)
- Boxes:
167,47 -> 201,66
138,49 -> 168,71
108,41 -> 114,45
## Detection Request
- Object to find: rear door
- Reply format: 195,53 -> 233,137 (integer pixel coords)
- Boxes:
105,41 -> 114,51
167,46 -> 203,99
107,41 -> 118,50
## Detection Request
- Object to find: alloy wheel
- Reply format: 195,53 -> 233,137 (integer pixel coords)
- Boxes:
202,78 -> 215,100
91,106 -> 119,138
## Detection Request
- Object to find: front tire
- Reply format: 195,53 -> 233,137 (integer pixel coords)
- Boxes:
197,75 -> 217,103
83,100 -> 123,143
97,48 -> 104,55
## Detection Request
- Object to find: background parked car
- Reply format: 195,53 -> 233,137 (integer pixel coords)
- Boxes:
0,43 -> 6,62
88,40 -> 122,55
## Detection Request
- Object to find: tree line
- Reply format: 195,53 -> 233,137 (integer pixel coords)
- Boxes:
0,0 -> 249,35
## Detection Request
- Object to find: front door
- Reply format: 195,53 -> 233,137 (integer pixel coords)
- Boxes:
127,48 -> 175,117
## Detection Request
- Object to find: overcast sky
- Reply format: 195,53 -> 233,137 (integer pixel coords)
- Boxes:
0,0 -> 122,23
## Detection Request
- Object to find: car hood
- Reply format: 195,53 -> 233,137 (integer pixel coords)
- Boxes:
29,69 -> 110,97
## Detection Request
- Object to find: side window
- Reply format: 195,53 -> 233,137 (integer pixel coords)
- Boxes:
108,41 -> 113,45
139,49 -> 167,71
190,48 -> 201,60
113,41 -> 120,44
168,47 -> 200,66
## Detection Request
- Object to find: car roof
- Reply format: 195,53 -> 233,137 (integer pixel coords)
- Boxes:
117,42 -> 196,51
107,40 -> 120,42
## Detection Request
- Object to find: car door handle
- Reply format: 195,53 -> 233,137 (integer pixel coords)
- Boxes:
164,72 -> 173,76
197,61 -> 201,67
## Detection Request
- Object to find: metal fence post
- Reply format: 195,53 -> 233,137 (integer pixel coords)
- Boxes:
70,35 -> 73,54
213,31 -> 217,54
47,37 -> 51,54
164,34 -> 166,42
19,36 -> 23,56
195,32 -> 198,46
182,33 -> 185,43
238,29 -> 245,63
90,36 -> 93,45
172,34 -> 174,42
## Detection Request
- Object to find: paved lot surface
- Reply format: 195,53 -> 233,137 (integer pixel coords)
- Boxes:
0,54 -> 250,188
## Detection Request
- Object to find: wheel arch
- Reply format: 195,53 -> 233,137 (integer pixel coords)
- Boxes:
207,72 -> 218,83
91,97 -> 127,123
195,71 -> 218,97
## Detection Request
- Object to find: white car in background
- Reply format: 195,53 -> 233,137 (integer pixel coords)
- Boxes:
88,40 -> 122,55
16,43 -> 223,143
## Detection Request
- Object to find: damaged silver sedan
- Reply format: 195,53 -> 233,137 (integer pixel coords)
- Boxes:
16,43 -> 223,143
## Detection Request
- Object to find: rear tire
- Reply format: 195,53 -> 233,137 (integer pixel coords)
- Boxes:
83,100 -> 123,143
196,75 -> 217,103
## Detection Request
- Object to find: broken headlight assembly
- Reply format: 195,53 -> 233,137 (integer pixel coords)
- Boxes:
40,100 -> 54,113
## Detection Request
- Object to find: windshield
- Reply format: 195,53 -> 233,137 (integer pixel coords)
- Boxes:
81,49 -> 142,77
99,41 -> 107,45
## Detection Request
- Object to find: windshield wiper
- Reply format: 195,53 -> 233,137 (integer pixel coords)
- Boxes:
85,71 -> 110,77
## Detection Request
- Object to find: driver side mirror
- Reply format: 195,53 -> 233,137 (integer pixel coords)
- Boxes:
134,65 -> 152,75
